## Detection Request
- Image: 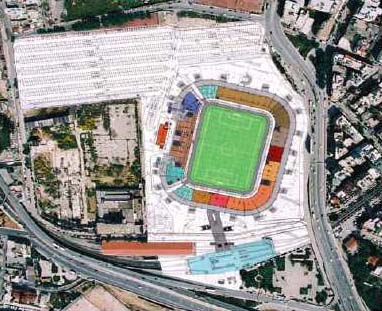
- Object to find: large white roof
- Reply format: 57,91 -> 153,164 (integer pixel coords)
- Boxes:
14,22 -> 264,111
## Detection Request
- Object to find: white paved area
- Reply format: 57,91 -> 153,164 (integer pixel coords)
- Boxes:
14,23 -> 263,111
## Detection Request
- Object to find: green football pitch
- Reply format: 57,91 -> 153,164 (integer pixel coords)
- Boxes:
189,104 -> 269,192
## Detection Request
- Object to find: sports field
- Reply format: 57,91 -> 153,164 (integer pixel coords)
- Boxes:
189,104 -> 269,192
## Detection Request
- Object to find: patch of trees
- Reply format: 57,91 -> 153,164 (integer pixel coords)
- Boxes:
309,46 -> 335,94
0,113 -> 14,153
177,11 -> 239,23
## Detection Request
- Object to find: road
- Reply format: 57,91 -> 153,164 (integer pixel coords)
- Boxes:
0,180 -> 249,311
264,2 -> 369,311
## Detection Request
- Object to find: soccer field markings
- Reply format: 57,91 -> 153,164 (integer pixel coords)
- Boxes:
188,104 -> 269,193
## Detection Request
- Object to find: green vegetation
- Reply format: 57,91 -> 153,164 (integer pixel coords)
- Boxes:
38,199 -> 58,213
346,238 -> 382,311
351,33 -> 363,50
309,11 -> 331,35
309,47 -> 335,93
52,275 -> 61,283
177,11 -> 240,23
51,125 -> 77,150
286,34 -> 319,58
65,0 -> 119,20
315,289 -> 328,304
92,162 -> 139,188
33,155 -> 60,198
240,262 -> 275,292
72,16 -> 101,31
131,159 -> 141,180
190,105 -> 268,192
0,113 -> 14,153
275,256 -> 286,271
316,268 -> 325,286
37,26 -> 66,34
300,287 -> 309,295
333,0 -> 364,44
65,0 -> 168,20
77,103 -> 107,131
52,263 -> 58,274
347,0 -> 364,15
277,0 -> 286,16
101,10 -> 150,27
49,292 -> 80,309
301,259 -> 314,271
81,133 -> 97,162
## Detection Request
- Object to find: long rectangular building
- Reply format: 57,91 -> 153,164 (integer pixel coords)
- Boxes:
13,22 -> 264,111
102,241 -> 196,256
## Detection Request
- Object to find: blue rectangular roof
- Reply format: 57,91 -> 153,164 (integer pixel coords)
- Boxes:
188,239 -> 276,274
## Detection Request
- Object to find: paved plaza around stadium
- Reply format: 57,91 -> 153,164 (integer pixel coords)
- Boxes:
189,104 -> 269,193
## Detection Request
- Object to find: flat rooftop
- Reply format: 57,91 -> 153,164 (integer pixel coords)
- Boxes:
187,239 -> 276,274
13,22 -> 264,111
101,241 -> 195,256
189,104 -> 269,193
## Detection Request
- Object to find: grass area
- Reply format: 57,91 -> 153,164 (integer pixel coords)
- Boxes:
286,34 -> 319,58
0,113 -> 14,153
189,105 -> 268,192
65,0 -> 168,20
177,11 -> 240,23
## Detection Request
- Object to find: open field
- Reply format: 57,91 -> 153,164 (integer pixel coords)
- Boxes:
189,104 -> 268,192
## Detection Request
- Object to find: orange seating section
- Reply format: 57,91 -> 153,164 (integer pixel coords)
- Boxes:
170,115 -> 197,167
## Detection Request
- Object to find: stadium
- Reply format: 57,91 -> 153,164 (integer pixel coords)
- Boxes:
13,21 -> 309,286
159,81 -> 295,214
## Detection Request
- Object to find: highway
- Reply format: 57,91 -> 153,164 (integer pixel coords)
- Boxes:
0,179 -> 249,311
264,2 -> 369,311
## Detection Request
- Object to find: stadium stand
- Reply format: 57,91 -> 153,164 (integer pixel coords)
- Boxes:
267,146 -> 284,162
182,92 -> 201,114
170,114 -> 197,167
198,85 -> 218,99
175,186 -> 194,201
209,193 -> 230,207
165,161 -> 185,185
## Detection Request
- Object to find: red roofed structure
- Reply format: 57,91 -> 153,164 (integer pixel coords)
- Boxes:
102,241 -> 195,256
156,122 -> 170,149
